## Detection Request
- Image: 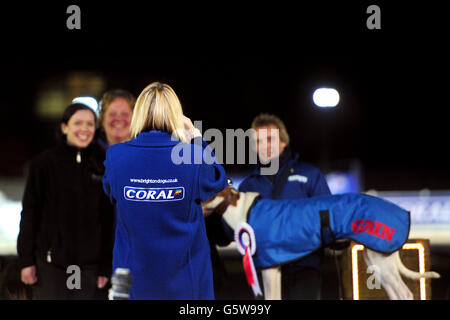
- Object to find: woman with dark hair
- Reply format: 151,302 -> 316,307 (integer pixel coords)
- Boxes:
17,103 -> 114,299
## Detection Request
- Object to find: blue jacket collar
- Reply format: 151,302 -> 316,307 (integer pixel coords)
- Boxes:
248,150 -> 300,176
126,130 -> 181,147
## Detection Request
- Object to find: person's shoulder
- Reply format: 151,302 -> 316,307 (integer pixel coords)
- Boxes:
237,177 -> 250,191
106,141 -> 128,155
238,169 -> 260,190
241,167 -> 260,181
33,146 -> 59,163
26,146 -> 59,173
88,141 -> 107,162
90,140 -> 107,153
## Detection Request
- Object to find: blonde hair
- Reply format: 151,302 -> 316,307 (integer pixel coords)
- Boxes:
251,113 -> 290,146
129,82 -> 187,142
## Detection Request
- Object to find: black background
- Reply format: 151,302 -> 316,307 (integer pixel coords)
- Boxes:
1,1 -> 449,191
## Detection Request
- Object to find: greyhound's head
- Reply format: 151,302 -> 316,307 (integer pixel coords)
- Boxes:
202,185 -> 241,216
203,183 -> 261,230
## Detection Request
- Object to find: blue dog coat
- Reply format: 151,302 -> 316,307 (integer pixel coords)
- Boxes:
246,193 -> 410,268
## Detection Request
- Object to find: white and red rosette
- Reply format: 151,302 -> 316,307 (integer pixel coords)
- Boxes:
234,222 -> 262,297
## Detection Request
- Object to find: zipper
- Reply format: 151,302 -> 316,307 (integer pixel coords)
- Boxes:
76,150 -> 81,163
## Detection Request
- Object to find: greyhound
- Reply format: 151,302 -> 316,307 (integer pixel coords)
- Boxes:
202,186 -> 440,300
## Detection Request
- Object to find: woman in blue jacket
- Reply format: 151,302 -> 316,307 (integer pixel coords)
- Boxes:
102,82 -> 227,300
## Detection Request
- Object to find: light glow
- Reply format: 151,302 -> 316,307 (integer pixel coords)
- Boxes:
351,244 -> 364,300
313,88 -> 340,108
402,243 -> 426,300
351,242 -> 427,300
72,96 -> 99,115
0,192 -> 22,255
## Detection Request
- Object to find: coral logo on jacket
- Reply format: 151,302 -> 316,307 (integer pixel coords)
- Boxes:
352,219 -> 396,242
124,186 -> 185,202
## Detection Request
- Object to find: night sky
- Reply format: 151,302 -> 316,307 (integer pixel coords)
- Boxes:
1,2 -> 449,191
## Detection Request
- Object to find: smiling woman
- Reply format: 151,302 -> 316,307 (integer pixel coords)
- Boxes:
61,109 -> 96,149
16,103 -> 115,300
97,89 -> 136,148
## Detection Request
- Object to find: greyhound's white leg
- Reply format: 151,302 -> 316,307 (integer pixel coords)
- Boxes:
382,280 -> 400,300
364,249 -> 414,300
261,266 -> 282,300
383,268 -> 413,300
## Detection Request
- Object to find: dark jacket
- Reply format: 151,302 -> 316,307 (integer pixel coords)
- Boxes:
17,142 -> 114,277
238,148 -> 331,269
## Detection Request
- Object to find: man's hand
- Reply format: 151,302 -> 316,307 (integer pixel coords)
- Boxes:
21,265 -> 38,285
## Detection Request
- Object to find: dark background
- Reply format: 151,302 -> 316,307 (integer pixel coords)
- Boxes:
1,1 -> 450,302
1,2 -> 449,191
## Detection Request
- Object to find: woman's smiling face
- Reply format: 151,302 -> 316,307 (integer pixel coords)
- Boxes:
102,97 -> 133,145
61,109 -> 96,148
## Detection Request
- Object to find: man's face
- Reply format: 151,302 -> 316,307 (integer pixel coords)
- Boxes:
254,124 -> 286,163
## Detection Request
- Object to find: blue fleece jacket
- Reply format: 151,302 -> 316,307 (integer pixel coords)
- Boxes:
238,152 -> 331,200
103,131 -> 227,300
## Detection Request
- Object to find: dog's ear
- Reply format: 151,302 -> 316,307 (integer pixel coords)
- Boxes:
229,187 -> 240,203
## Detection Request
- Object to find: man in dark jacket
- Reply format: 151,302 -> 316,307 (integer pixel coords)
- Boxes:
238,113 -> 331,300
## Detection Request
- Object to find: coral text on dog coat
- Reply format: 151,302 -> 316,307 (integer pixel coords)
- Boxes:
352,219 -> 396,241
123,186 -> 185,201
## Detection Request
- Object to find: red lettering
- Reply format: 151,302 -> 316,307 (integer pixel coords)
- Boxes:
373,221 -> 383,236
381,225 -> 396,242
365,220 -> 375,236
367,221 -> 384,239
352,220 -> 365,233
352,219 -> 396,242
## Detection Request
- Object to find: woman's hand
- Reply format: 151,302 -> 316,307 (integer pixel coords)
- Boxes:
183,115 -> 194,131
21,265 -> 38,285
97,276 -> 109,289
183,116 -> 202,140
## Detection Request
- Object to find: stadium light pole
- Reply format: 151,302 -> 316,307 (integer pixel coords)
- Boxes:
313,88 -> 340,171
